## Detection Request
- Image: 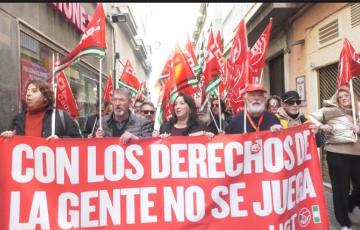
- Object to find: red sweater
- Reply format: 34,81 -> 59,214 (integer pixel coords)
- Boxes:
25,108 -> 46,137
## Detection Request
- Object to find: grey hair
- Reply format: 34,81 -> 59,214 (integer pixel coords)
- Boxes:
113,88 -> 132,100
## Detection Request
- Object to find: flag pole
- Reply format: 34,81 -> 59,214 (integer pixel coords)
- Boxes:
259,69 -> 264,85
209,102 -> 220,133
218,86 -> 222,130
154,87 -> 164,131
349,79 -> 358,141
51,53 -> 56,136
243,47 -> 250,134
99,58 -> 103,130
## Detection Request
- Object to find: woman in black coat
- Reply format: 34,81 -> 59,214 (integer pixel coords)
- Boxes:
1,79 -> 81,139
153,93 -> 206,137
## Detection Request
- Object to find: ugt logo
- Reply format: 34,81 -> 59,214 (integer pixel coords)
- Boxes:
298,208 -> 311,227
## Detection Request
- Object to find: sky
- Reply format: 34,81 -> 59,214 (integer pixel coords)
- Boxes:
146,3 -> 201,103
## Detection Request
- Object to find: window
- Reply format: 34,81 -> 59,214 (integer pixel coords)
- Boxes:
20,32 -> 100,129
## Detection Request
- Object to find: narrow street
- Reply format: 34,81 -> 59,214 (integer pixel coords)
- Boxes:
325,186 -> 360,230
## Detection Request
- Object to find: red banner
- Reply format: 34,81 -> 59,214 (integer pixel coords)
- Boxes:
0,124 -> 329,229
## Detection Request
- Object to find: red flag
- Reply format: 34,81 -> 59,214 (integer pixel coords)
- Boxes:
216,31 -> 223,53
203,30 -> 222,97
249,18 -> 272,84
135,81 -> 147,101
227,20 -> 249,114
119,60 -> 141,96
55,72 -> 79,118
155,52 -> 173,90
169,44 -> 198,98
183,33 -> 198,75
337,38 -> 360,87
103,74 -> 113,102
54,3 -> 106,74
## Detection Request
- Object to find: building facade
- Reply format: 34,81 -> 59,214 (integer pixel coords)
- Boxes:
192,3 -> 360,184
0,3 -> 152,132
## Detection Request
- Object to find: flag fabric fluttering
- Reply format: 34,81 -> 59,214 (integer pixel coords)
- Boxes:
249,18 -> 272,84
183,33 -> 199,76
55,71 -> 80,118
203,30 -> 222,98
119,60 -> 141,96
216,31 -> 223,54
227,19 -> 249,114
153,52 -> 174,131
103,74 -> 113,102
337,38 -> 360,87
135,81 -> 148,101
54,4 -> 106,74
169,44 -> 199,100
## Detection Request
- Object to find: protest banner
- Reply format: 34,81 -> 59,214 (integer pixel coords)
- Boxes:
0,124 -> 329,229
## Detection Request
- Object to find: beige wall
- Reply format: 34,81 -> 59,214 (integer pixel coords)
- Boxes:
288,3 -> 352,114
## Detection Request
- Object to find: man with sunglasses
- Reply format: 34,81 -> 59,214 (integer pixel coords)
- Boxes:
276,91 -> 306,128
276,91 -> 319,143
140,102 -> 156,122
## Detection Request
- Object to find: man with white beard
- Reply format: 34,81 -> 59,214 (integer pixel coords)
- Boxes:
225,84 -> 281,134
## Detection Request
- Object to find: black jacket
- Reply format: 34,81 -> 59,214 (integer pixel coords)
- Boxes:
101,111 -> 153,137
9,106 -> 82,138
225,111 -> 280,134
83,113 -> 99,137
160,119 -> 204,136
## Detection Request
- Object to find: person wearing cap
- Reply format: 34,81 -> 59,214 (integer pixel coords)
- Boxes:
225,84 -> 281,135
276,90 -> 320,144
276,91 -> 311,128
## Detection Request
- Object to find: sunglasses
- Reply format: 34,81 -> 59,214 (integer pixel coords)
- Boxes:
142,110 -> 155,115
286,100 -> 301,106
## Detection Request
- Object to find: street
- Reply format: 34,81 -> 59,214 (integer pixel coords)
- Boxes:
325,186 -> 360,230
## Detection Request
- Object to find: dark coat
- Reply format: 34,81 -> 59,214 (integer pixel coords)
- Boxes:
225,111 -> 280,134
101,111 -> 153,137
9,106 -> 82,138
83,113 -> 99,138
160,119 -> 204,136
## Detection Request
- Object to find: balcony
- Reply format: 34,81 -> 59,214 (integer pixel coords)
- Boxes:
246,3 -> 304,47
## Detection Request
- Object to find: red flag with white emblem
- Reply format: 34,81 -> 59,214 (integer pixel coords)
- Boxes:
249,18 -> 272,84
227,19 -> 249,114
337,38 -> 360,87
103,74 -> 113,102
119,60 -> 141,96
54,3 -> 106,74
55,71 -> 79,118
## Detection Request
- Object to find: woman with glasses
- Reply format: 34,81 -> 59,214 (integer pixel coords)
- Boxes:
310,86 -> 360,230
152,93 -> 206,138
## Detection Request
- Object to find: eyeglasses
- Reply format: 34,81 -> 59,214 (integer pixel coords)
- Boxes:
142,110 -> 155,115
212,104 -> 219,108
286,100 -> 301,106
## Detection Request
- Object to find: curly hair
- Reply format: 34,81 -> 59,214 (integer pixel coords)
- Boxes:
26,79 -> 54,106
171,93 -> 199,125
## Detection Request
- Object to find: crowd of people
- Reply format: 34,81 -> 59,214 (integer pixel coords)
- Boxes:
1,79 -> 360,229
